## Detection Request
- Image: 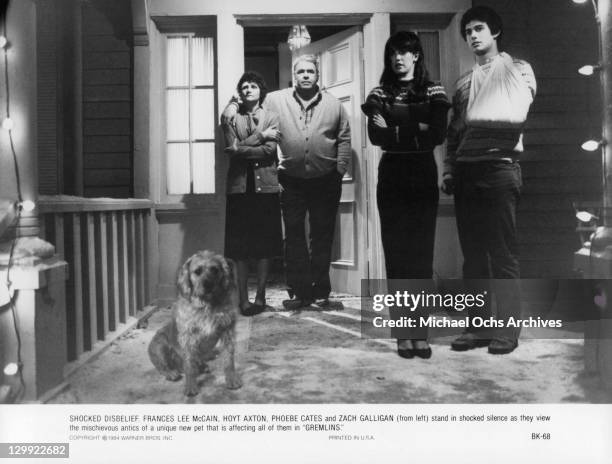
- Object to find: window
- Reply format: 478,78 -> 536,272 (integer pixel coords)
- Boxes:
165,35 -> 216,194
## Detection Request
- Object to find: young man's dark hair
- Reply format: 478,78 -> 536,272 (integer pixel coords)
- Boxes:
236,71 -> 268,104
460,5 -> 503,43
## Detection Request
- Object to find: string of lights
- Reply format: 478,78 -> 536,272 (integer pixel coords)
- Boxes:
573,0 -> 607,152
574,0 -> 608,227
1,5 -> 27,402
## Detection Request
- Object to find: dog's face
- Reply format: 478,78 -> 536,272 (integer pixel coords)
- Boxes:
177,251 -> 235,304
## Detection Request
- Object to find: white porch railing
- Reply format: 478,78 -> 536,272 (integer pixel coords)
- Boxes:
38,196 -> 154,368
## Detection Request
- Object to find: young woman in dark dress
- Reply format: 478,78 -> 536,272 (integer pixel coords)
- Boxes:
362,31 -> 451,358
223,72 -> 282,316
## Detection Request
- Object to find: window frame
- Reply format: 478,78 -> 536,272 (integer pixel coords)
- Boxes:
152,16 -> 219,205
164,33 -> 217,195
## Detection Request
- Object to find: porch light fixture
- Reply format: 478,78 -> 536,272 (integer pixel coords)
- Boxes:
576,210 -> 599,222
0,35 -> 6,49
3,363 -> 19,376
593,286 -> 607,309
287,25 -> 311,51
19,200 -> 35,212
581,139 -> 606,151
578,64 -> 601,75
572,0 -> 588,3
1,116 -> 13,131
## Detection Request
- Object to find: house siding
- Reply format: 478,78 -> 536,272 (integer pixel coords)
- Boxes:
81,3 -> 133,198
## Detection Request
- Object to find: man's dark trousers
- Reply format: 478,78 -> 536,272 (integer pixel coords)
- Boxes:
279,170 -> 343,301
454,160 -> 522,340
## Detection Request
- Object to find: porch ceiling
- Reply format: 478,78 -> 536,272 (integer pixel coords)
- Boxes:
234,13 -> 371,27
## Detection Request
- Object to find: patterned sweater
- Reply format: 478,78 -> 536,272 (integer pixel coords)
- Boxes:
444,56 -> 536,176
362,81 -> 451,154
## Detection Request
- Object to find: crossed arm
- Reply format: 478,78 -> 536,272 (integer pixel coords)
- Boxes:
222,114 -> 280,162
366,93 -> 450,148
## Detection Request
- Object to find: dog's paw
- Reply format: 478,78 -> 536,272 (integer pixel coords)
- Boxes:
225,373 -> 242,390
165,371 -> 182,381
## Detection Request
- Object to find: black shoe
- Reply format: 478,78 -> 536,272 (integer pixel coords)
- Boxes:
241,305 -> 265,317
282,298 -> 313,311
397,341 -> 414,359
411,340 -> 432,359
451,333 -> 491,351
488,337 -> 518,355
413,347 -> 432,359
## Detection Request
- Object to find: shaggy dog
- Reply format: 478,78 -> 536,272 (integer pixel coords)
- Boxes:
148,250 -> 242,396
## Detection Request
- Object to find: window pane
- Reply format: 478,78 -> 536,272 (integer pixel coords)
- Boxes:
192,142 -> 215,193
167,37 -> 189,87
192,89 -> 215,140
167,143 -> 191,194
192,37 -> 214,86
167,89 -> 189,140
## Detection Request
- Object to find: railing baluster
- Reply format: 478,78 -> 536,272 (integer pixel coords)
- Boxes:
136,211 -> 146,310
53,214 -> 65,259
86,212 -> 98,347
128,211 -> 137,316
72,213 -> 84,358
108,212 -> 120,331
97,213 -> 109,338
119,211 -> 129,324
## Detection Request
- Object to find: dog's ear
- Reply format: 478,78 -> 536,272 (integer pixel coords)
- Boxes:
177,255 -> 193,298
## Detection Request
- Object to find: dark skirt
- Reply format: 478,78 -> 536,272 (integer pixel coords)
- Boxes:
224,193 -> 283,260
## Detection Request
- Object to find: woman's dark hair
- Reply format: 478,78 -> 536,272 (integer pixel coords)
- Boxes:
460,6 -> 503,43
379,31 -> 430,89
236,71 -> 268,104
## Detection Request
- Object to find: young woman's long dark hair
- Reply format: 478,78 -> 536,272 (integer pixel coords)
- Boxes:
379,31 -> 430,91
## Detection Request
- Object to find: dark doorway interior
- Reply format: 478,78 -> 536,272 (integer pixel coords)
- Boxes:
243,25 -> 352,91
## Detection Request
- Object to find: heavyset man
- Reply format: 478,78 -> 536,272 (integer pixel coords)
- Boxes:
223,55 -> 351,310
443,6 -> 537,354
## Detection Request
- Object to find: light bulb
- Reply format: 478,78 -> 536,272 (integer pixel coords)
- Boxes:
594,289 -> 607,309
3,363 -> 19,376
579,65 -> 595,76
576,211 -> 598,222
581,139 -> 601,151
20,200 -> 36,212
0,36 -> 6,49
572,0 -> 588,4
2,117 -> 14,131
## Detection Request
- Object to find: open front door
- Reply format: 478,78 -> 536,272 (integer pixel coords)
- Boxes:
293,27 -> 367,295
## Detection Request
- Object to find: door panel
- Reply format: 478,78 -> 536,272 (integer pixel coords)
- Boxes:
293,27 -> 366,295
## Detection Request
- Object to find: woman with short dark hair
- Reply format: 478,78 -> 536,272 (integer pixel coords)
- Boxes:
362,31 -> 451,358
223,71 -> 282,316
